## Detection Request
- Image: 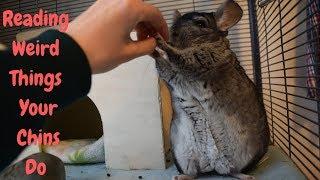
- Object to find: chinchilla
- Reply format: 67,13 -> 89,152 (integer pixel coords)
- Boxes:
151,0 -> 270,179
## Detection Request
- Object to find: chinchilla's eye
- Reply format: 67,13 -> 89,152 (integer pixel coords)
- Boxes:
195,20 -> 207,28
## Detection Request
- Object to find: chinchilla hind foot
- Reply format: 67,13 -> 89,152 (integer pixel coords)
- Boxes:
172,175 -> 194,180
231,173 -> 256,180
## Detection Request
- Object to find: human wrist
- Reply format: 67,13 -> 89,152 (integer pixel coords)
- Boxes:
66,22 -> 99,74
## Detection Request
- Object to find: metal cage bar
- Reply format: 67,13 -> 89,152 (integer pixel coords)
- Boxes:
252,0 -> 320,179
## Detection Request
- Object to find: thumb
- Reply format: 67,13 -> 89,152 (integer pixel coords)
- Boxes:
123,37 -> 156,61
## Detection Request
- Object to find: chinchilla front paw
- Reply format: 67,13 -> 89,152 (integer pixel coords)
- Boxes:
155,34 -> 178,54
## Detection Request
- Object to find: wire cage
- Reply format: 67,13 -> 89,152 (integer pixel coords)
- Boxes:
252,0 -> 320,179
0,0 -> 319,179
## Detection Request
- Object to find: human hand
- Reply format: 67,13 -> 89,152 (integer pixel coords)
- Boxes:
66,0 -> 169,74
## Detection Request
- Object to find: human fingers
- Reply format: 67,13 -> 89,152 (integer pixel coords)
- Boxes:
123,37 -> 156,60
138,3 -> 169,41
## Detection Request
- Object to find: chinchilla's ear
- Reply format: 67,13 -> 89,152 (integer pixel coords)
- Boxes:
173,10 -> 182,23
215,0 -> 243,31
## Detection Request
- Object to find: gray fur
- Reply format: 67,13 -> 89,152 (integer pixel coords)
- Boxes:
152,1 -> 269,178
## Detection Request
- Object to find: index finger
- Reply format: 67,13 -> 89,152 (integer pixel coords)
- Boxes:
139,3 -> 169,41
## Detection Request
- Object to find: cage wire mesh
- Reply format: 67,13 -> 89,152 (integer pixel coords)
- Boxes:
0,0 -> 319,179
254,0 -> 320,179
